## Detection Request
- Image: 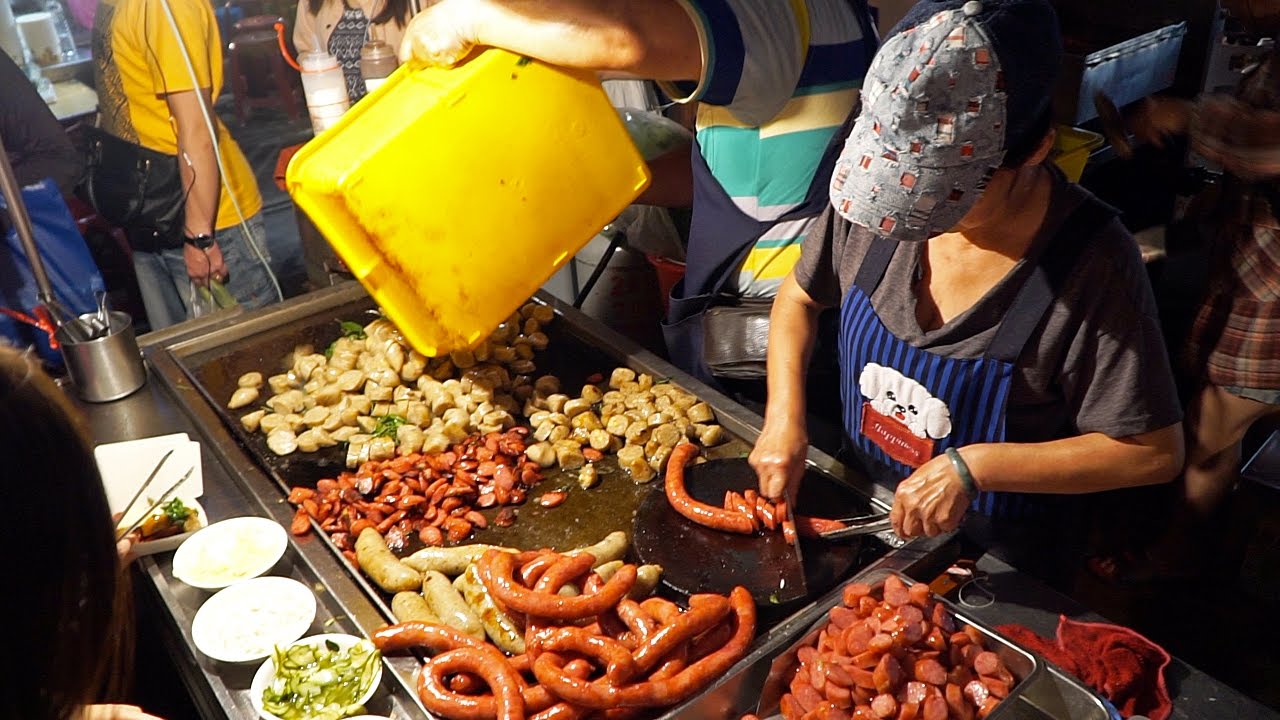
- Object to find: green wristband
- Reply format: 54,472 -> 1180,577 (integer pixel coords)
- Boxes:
945,448 -> 978,499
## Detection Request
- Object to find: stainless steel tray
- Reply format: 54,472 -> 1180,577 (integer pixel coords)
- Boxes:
755,567 -> 1042,719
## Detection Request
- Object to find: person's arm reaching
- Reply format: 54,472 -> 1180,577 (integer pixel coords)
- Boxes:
398,0 -> 701,80
165,89 -> 228,284
749,273 -> 826,500
890,425 -> 1185,538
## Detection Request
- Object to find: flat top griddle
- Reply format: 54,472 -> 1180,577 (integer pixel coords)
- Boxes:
633,457 -> 874,613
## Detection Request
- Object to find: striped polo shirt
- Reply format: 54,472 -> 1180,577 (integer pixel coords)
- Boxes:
662,0 -> 877,297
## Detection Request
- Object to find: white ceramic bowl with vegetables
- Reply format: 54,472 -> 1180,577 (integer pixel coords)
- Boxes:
250,633 -> 383,720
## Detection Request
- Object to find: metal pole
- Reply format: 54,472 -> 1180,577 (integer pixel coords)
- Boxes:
0,127 -> 56,303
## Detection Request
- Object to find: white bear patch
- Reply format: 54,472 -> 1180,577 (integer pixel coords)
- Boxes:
858,363 -> 953,440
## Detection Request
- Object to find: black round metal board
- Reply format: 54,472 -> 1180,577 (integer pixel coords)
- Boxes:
632,457 -> 864,608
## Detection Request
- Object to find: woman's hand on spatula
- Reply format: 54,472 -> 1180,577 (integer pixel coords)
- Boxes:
750,419 -> 807,501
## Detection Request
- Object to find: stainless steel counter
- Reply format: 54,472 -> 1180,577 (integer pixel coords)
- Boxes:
71,284 -> 1279,720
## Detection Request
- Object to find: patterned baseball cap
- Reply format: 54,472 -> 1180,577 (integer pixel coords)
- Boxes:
830,0 -> 1062,242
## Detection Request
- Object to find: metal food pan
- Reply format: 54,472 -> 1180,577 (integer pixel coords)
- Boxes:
745,567 -> 1044,720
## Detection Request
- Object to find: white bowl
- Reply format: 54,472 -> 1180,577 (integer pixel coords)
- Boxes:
191,577 -> 317,664
250,633 -> 384,720
173,516 -> 288,589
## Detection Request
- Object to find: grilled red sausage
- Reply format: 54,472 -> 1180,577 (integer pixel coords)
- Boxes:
665,444 -> 756,534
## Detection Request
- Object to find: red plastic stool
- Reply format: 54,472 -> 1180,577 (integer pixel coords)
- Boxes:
227,15 -> 302,124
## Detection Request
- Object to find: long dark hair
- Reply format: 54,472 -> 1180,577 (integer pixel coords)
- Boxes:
0,347 -> 132,719
307,0 -> 411,28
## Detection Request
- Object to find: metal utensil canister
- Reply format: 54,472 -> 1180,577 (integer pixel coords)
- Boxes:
55,310 -> 147,402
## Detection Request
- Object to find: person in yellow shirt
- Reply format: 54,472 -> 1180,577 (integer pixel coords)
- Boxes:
92,0 -> 280,329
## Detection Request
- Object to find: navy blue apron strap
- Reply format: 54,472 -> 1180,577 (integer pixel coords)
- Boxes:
987,196 -> 1120,364
852,236 -> 897,295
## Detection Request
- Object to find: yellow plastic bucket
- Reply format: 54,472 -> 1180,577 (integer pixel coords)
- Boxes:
286,50 -> 651,356
1051,125 -> 1104,183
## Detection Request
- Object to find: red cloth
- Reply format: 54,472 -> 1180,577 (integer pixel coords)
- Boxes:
274,144 -> 306,192
998,616 -> 1172,720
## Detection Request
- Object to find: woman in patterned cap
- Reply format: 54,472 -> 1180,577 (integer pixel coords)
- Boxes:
1090,0 -> 1280,582
750,0 -> 1185,586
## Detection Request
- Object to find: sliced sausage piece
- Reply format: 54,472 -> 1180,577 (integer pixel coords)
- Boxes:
964,680 -> 991,708
913,658 -> 947,686
798,646 -> 819,667
844,623 -> 875,655
830,607 -> 859,630
902,681 -> 929,705
945,683 -> 974,720
921,695 -> 948,720
850,666 -> 878,690
857,595 -> 879,617
843,582 -> 873,607
883,575 -> 911,607
827,682 -> 854,709
895,605 -> 925,625
810,661 -> 828,695
972,651 -> 1001,677
868,634 -> 894,653
812,702 -> 851,720
852,706 -> 878,720
895,701 -> 919,720
947,665 -> 975,689
871,694 -> 898,719
873,653 -> 902,695
977,697 -> 1001,719
923,626 -> 947,651
793,682 -> 824,713
963,625 -> 985,646
908,581 -> 931,608
826,661 -> 855,689
981,676 -> 1012,699
780,694 -> 804,720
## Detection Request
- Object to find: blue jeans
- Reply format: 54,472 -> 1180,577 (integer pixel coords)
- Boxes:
132,214 -> 279,330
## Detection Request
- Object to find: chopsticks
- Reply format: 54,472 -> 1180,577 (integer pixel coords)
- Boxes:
114,448 -> 175,534
114,466 -> 195,541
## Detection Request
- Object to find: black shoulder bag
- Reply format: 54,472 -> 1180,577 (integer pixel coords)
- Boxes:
80,124 -> 187,252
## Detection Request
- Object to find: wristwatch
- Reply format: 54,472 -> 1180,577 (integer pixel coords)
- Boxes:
184,233 -> 216,249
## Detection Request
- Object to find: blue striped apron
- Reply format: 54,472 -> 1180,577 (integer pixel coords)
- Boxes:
838,197 -> 1116,517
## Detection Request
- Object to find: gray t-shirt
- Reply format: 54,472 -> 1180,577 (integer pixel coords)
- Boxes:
794,173 -> 1182,442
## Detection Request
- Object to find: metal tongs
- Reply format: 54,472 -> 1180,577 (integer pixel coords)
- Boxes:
112,448 -> 193,541
115,466 -> 196,541
817,511 -> 894,541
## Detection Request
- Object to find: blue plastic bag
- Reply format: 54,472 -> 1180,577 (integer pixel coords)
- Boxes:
0,178 -> 105,365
